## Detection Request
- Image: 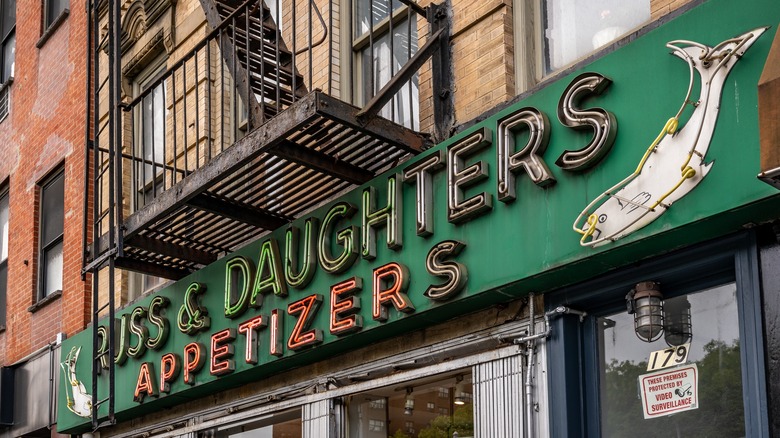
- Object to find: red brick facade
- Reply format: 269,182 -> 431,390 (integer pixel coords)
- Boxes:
0,7 -> 89,365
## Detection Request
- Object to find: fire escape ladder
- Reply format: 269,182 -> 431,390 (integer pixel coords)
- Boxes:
84,0 -> 122,429
199,0 -> 307,129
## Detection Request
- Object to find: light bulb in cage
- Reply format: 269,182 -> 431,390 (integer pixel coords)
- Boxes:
664,295 -> 692,347
626,281 -> 664,342
454,375 -> 466,406
404,388 -> 414,415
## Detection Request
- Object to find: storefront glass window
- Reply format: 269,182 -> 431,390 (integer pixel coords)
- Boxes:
598,283 -> 744,437
348,374 -> 474,438
542,0 -> 649,73
198,408 -> 302,438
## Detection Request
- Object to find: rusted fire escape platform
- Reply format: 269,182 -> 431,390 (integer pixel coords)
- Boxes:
109,92 -> 429,279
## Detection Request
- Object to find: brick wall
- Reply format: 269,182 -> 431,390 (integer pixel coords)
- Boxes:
0,7 -> 89,365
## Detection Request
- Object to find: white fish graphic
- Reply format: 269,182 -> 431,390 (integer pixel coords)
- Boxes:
574,27 -> 768,247
61,346 -> 92,418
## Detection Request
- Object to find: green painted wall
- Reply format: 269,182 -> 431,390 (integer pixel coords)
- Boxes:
58,0 -> 780,432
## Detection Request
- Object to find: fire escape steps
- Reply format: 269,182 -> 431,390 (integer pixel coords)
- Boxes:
98,91 -> 427,276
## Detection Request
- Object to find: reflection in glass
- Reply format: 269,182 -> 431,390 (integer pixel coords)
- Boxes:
359,20 -> 419,130
542,0 -> 649,73
599,283 -> 744,437
355,0 -> 404,37
198,408 -> 302,438
349,375 -> 474,437
664,296 -> 692,347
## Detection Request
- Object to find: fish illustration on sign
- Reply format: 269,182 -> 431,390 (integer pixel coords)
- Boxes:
574,27 -> 768,247
60,346 -> 92,418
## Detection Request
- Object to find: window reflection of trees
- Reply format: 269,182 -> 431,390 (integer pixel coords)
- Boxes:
600,283 -> 744,437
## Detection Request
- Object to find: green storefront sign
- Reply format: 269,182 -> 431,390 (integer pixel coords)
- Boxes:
58,0 -> 780,432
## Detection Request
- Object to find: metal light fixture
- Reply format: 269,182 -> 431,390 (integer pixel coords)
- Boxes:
626,281 -> 664,342
404,388 -> 414,415
664,295 -> 692,347
453,375 -> 466,406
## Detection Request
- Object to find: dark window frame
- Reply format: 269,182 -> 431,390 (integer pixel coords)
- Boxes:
0,0 -> 14,85
0,186 -> 8,328
42,0 -> 67,30
37,167 -> 64,301
351,0 -> 419,129
545,232 -> 769,437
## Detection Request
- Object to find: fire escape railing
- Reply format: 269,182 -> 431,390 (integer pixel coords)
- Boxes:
84,0 -> 451,428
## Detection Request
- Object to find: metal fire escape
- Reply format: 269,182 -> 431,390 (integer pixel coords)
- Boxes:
84,0 -> 452,428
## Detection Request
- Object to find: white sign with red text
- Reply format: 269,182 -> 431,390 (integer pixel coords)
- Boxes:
639,364 -> 698,419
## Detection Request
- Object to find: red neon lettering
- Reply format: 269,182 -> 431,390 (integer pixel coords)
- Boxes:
210,328 -> 237,376
159,353 -> 181,394
134,362 -> 157,403
372,262 -> 414,321
287,295 -> 323,351
330,277 -> 363,335
183,342 -> 205,385
270,309 -> 283,357
238,315 -> 266,364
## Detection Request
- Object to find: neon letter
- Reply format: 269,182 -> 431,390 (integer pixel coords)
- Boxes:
372,262 -> 413,321
210,328 -> 237,376
403,151 -> 444,236
128,306 -> 149,358
556,72 -> 616,171
424,240 -> 468,301
160,353 -> 181,394
287,295 -> 323,351
96,325 -> 110,372
330,277 -> 363,336
225,256 -> 255,318
318,202 -> 359,274
115,315 -> 130,366
177,282 -> 210,335
269,309 -> 284,357
362,174 -> 402,259
497,107 -> 555,203
253,238 -> 287,307
134,362 -> 157,403
146,296 -> 170,350
285,218 -> 318,289
447,127 -> 493,224
183,342 -> 205,385
238,315 -> 267,364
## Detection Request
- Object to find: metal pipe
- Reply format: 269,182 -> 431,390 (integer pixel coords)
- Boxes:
525,337 -> 535,438
501,302 -> 586,437
48,342 -> 56,428
525,294 -> 535,438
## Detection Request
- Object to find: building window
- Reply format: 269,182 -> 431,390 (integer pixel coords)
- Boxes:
197,408 -> 302,437
348,373 -> 474,437
130,65 -> 168,300
39,169 -> 64,299
601,283 -> 744,436
546,235 -> 769,436
43,0 -> 68,30
0,189 -> 7,327
1,0 -> 13,83
540,0 -> 649,75
136,76 -> 167,209
368,419 -> 385,432
0,0 -> 15,122
353,0 -> 419,130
